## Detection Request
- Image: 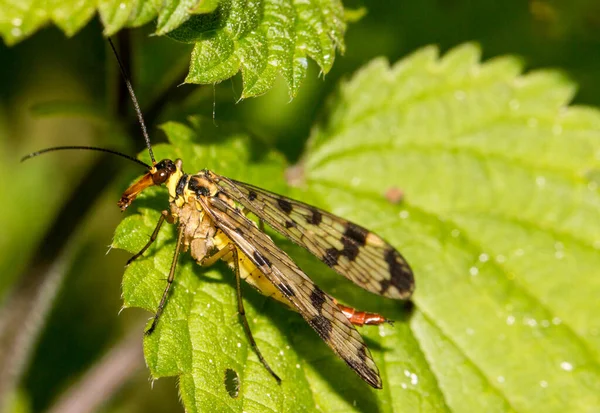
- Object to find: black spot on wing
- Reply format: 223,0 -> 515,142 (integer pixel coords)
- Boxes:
379,279 -> 392,295
345,357 -> 366,376
323,248 -> 340,267
381,248 -> 413,295
341,238 -> 360,261
344,222 -> 368,246
311,315 -> 333,342
234,227 -> 244,236
285,220 -> 296,229
277,198 -> 293,214
253,250 -> 271,268
323,238 -> 359,267
248,190 -> 257,201
310,287 -> 326,312
307,208 -> 322,226
278,281 -> 296,297
345,357 -> 382,389
357,345 -> 367,362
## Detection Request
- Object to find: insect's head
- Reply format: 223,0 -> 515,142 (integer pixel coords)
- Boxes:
117,158 -> 178,211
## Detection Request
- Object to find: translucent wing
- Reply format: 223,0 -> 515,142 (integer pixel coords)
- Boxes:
207,171 -> 414,300
197,193 -> 383,388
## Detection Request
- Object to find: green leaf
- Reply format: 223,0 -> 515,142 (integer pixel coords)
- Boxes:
0,0 -> 219,44
114,118 -> 314,412
344,7 -> 367,24
180,0 -> 346,98
98,0 -> 220,36
0,0 -> 96,45
303,44 -> 600,411
2,0 -> 345,98
114,44 -> 600,411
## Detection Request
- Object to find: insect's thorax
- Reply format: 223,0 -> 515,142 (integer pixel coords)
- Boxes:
164,162 -> 217,207
165,164 -> 293,309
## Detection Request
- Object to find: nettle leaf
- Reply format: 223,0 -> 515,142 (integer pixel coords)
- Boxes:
2,0 -> 345,98
302,44 -> 600,411
114,118 -> 315,412
0,0 -> 95,44
0,0 -> 219,45
98,0 -> 220,36
176,0 -> 345,98
114,44 -> 600,412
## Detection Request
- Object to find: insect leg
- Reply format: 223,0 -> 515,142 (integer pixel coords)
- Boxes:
198,244 -> 281,383
127,210 -> 171,266
145,223 -> 185,335
199,244 -> 233,267
228,244 -> 281,384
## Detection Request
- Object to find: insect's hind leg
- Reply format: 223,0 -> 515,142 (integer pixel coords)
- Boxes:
127,210 -> 172,266
200,244 -> 281,384
145,223 -> 185,335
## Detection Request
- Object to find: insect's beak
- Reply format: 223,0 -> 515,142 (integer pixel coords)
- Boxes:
118,171 -> 155,211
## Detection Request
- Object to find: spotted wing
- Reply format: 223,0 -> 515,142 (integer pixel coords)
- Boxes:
198,194 -> 383,388
208,172 -> 414,299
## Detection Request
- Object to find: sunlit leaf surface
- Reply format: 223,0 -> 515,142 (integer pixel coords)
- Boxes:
114,45 -> 600,412
1,0 -> 344,98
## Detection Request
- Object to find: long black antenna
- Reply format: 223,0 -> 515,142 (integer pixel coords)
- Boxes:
21,146 -> 152,169
107,37 -> 156,165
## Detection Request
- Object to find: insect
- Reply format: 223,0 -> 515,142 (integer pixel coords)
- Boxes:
22,40 -> 415,389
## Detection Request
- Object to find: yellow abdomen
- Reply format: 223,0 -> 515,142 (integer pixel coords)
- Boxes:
212,230 -> 293,309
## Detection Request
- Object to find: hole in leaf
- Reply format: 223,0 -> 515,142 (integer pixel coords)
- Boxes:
224,368 -> 241,398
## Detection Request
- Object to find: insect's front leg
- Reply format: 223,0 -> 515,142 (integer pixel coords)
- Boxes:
127,210 -> 174,266
199,244 -> 282,384
145,222 -> 185,335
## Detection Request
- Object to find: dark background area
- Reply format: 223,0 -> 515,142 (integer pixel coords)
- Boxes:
1,1 -> 599,411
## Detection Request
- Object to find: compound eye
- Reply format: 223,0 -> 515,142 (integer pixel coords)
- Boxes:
153,169 -> 169,184
151,159 -> 176,184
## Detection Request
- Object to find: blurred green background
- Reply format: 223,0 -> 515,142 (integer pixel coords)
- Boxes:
1,1 -> 600,412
